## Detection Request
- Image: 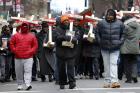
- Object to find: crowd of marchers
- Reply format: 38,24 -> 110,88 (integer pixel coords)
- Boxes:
0,9 -> 140,90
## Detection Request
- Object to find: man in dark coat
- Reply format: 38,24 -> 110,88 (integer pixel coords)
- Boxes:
54,15 -> 80,89
73,19 -> 84,78
97,9 -> 124,88
36,21 -> 55,82
82,24 -> 100,80
30,26 -> 38,81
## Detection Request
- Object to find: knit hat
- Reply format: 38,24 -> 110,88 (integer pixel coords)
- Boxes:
60,15 -> 69,23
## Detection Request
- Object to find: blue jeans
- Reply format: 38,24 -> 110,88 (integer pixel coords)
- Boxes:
101,50 -> 120,84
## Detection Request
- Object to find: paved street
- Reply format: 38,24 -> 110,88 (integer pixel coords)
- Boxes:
0,78 -> 140,93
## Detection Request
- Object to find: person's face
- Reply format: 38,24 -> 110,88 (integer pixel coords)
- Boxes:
30,26 -> 36,31
74,20 -> 79,27
106,11 -> 115,21
42,24 -> 48,32
107,15 -> 114,21
62,20 -> 69,27
3,27 -> 11,35
21,24 -> 29,33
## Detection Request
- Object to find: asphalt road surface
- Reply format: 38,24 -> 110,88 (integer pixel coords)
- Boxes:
0,78 -> 140,93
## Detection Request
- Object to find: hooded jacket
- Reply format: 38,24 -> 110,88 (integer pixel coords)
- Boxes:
54,24 -> 81,59
10,23 -> 38,59
97,9 -> 124,51
121,17 -> 140,54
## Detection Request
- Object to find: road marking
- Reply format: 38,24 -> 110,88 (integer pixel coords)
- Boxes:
107,92 -> 136,93
1,84 -> 17,86
0,91 -> 40,93
72,87 -> 140,90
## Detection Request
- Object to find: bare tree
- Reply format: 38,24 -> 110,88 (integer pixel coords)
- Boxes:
88,0 -> 128,17
21,0 -> 49,17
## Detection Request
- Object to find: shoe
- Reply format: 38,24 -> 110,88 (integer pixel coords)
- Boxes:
125,80 -> 132,83
26,86 -> 32,90
17,85 -> 23,90
41,78 -> 46,82
85,75 -> 89,79
100,73 -> 104,78
103,84 -> 110,88
69,82 -> 76,89
41,75 -> 46,82
60,85 -> 65,89
48,75 -> 53,82
12,76 -> 16,80
79,74 -> 84,79
0,79 -> 5,83
110,82 -> 120,88
49,79 -> 53,82
95,76 -> 99,80
89,76 -> 93,79
13,78 -> 16,80
132,78 -> 138,83
118,76 -> 122,80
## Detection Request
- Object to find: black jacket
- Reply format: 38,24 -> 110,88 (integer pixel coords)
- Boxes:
54,25 -> 81,59
82,28 -> 100,57
0,34 -> 12,55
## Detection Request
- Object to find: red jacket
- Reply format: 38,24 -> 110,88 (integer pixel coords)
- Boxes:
10,32 -> 38,59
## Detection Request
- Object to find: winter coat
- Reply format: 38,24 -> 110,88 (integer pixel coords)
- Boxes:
82,28 -> 100,57
54,25 -> 81,59
121,18 -> 140,54
36,31 -> 47,60
0,34 -> 12,56
97,9 -> 124,51
74,26 -> 84,56
10,32 -> 38,59
36,30 -> 55,74
97,19 -> 124,51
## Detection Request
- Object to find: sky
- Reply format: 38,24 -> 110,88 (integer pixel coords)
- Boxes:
51,0 -> 86,12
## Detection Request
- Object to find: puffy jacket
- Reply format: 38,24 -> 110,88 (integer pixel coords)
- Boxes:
97,19 -> 124,51
97,9 -> 124,51
10,33 -> 38,59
